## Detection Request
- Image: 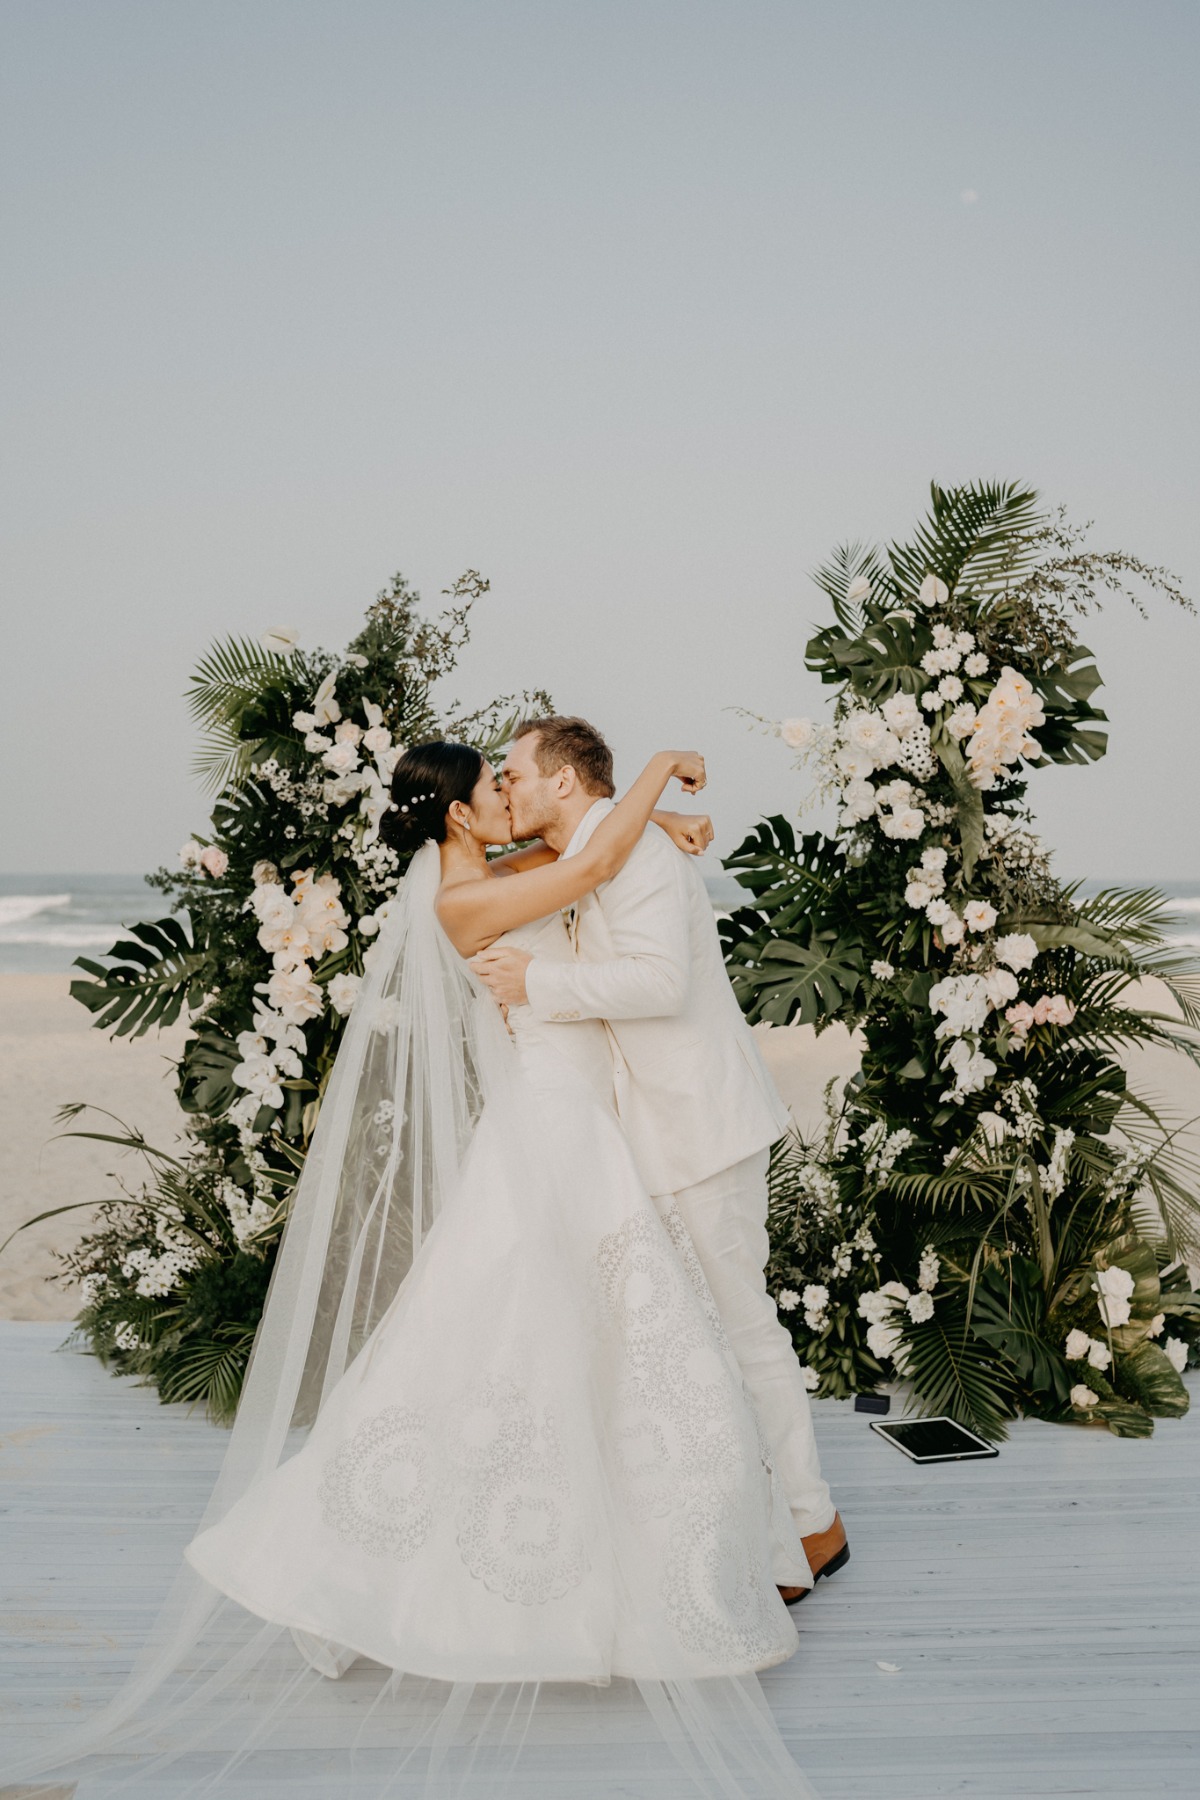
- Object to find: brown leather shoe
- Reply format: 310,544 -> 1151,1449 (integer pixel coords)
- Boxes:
779,1513 -> 850,1608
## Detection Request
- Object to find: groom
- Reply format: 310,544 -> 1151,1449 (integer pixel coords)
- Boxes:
473,714 -> 847,1602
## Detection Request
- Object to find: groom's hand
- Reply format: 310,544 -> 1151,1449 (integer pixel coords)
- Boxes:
471,945 -> 533,1007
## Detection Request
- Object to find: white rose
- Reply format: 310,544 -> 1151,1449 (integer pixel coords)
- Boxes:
1162,1336 -> 1188,1374
321,739 -> 360,776
1147,1313 -> 1165,1338
984,966 -> 1019,1008
906,1291 -> 935,1323
260,625 -> 300,654
940,914 -> 966,945
1064,1328 -> 1091,1361
323,773 -> 364,807
963,901 -> 998,934
334,720 -> 363,745
882,692 -> 920,736
780,717 -> 816,750
889,808 -> 926,840
327,972 -> 362,1017
292,711 -> 317,731
362,725 -> 392,757
1086,1338 -> 1112,1372
919,574 -> 949,609
251,860 -> 279,887
947,703 -> 977,741
1069,1384 -> 1099,1409
304,730 -> 332,755
1096,1266 -> 1136,1301
1096,1294 -> 1132,1329
995,933 -> 1038,973
179,839 -> 203,869
842,777 -> 877,821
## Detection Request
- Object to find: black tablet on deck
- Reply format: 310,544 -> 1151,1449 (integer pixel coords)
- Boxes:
869,1416 -> 999,1462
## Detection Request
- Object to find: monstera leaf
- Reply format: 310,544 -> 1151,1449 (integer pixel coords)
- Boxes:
723,926 -> 863,1027
71,915 -> 210,1038
969,1258 -> 1072,1404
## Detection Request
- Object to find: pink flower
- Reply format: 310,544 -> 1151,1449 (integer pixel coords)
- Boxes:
1033,993 -> 1076,1027
1005,1001 -> 1035,1038
199,846 -> 229,878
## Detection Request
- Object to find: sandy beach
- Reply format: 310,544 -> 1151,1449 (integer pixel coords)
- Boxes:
1,974 -> 1196,1323
0,975 -> 187,1320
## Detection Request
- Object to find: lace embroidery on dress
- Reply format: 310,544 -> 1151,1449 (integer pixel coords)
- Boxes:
318,1405 -> 433,1561
594,1210 -> 784,1667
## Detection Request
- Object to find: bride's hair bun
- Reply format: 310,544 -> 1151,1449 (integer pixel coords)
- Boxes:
380,741 -> 484,852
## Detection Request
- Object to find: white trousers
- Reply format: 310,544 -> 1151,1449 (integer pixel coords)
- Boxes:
656,1149 -> 836,1564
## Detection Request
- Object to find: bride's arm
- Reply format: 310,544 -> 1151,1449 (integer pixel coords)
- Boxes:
490,809 -> 712,877
436,751 -> 705,955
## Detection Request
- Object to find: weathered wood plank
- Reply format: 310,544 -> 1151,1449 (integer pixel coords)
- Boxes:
2,1322 -> 1198,1797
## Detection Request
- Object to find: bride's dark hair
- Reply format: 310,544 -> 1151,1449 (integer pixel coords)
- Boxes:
380,741 -> 484,852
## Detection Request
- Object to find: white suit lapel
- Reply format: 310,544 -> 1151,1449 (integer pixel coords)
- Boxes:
560,799 -> 613,957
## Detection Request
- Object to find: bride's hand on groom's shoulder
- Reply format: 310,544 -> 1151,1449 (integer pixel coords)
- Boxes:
655,810 -> 714,856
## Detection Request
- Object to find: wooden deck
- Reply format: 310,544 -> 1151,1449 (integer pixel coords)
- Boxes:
1,1319 -> 1198,1799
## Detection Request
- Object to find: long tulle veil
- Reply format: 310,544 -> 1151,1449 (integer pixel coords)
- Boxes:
3,842 -> 817,1800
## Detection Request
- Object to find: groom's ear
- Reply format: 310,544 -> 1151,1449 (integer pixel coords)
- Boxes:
554,764 -> 579,799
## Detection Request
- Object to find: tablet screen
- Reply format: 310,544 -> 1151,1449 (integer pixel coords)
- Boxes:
871,1417 -> 998,1460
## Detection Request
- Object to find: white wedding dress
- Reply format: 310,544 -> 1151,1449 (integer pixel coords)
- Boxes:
3,848 -> 817,1799
188,905 -> 803,1685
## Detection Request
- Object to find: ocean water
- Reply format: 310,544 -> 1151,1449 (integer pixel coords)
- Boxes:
0,875 -> 170,976
1,872 -> 1198,977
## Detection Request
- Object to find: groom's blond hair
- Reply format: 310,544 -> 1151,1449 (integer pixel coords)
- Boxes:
512,715 -> 616,797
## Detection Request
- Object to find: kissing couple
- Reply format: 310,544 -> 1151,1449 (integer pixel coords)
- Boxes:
6,716 -> 847,1800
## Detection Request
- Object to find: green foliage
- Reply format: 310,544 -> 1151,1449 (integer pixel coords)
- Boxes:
8,573 -> 546,1420
746,480 -> 1200,1437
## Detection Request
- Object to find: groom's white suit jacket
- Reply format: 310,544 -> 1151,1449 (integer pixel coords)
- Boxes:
524,799 -> 792,1196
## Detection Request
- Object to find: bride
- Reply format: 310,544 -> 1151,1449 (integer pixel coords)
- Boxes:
4,741 -> 817,1800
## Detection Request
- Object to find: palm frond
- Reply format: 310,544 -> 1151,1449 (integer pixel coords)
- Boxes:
156,1323 -> 255,1421
889,480 -> 1045,601
901,1300 -> 1018,1441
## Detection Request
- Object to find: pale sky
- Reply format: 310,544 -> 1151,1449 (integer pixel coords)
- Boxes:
4,0 -> 1198,879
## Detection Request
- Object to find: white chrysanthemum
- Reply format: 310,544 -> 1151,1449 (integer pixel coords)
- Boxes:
798,1364 -> 820,1392
921,846 -> 948,872
932,624 -> 955,650
905,881 -> 934,910
920,690 -> 941,711
964,652 -> 988,676
777,1288 -> 801,1312
926,898 -> 954,927
937,674 -> 964,704
954,631 -> 975,655
802,1283 -> 830,1312
871,959 -> 895,980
